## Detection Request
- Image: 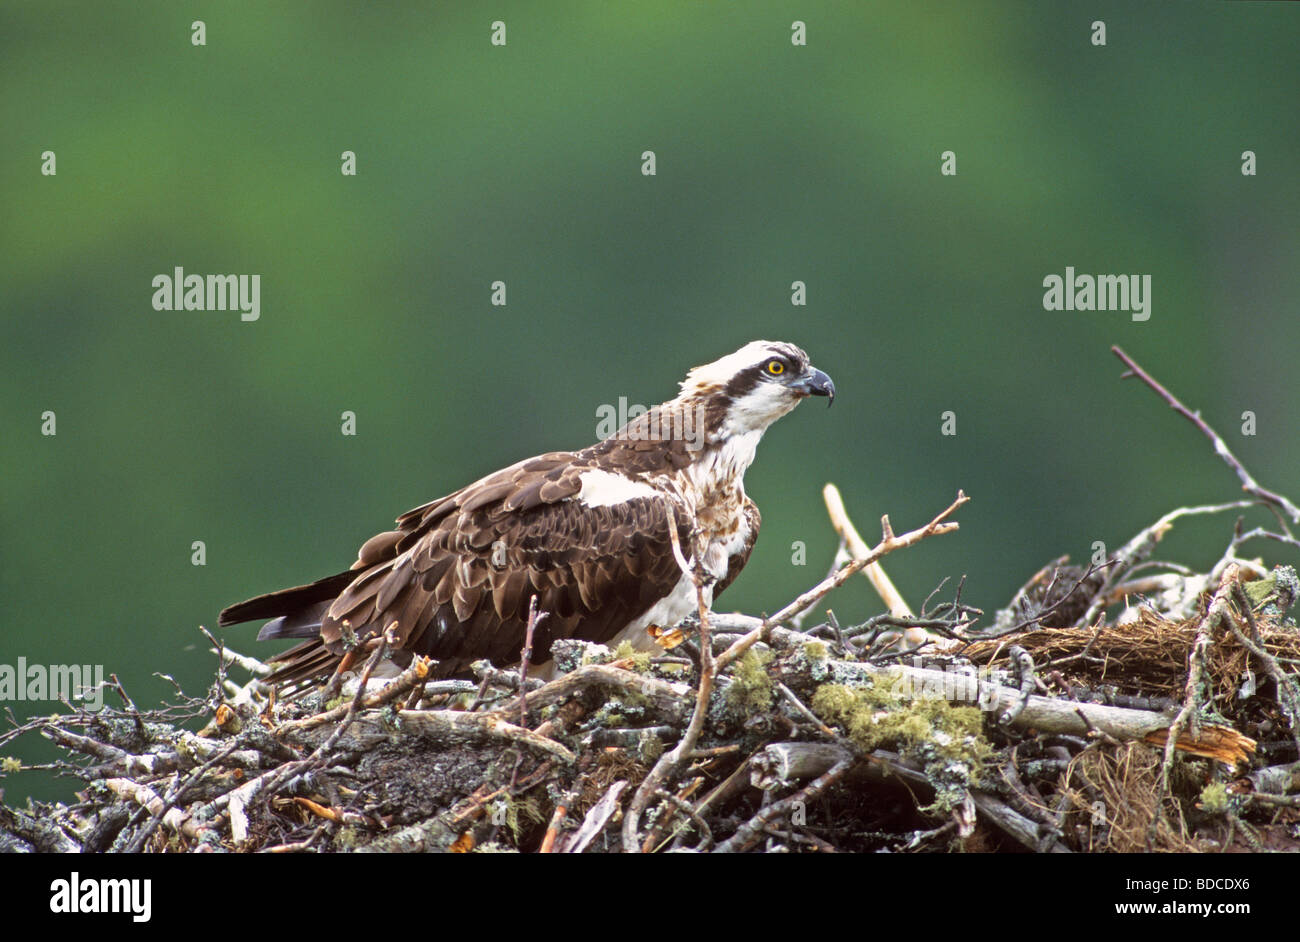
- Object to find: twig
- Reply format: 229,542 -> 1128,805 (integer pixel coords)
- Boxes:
790,543 -> 845,632
280,654 -> 433,732
1227,582 -> 1300,757
1157,565 -> 1240,808
315,622 -> 396,757
120,739 -> 244,852
199,626 -> 230,714
1113,346 -> 1300,529
538,783 -> 578,853
1232,526 -> 1300,555
102,778 -> 216,843
983,559 -> 1113,640
822,483 -> 913,619
623,523 -> 717,852
488,663 -> 692,725
998,646 -> 1037,729
663,504 -> 694,582
231,624 -> 401,834
392,710 -> 576,764
713,758 -> 853,853
108,673 -> 146,736
1246,792 -> 1300,809
552,781 -> 627,854
717,491 -> 969,672
646,785 -> 712,852
775,682 -> 841,740
211,646 -> 272,678
1073,501 -> 1259,628
518,595 -> 546,728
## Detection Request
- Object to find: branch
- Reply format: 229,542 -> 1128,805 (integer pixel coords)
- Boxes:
1113,346 -> 1300,527
778,653 -> 1255,766
717,490 -> 969,672
712,758 -> 853,853
488,662 -> 692,725
822,483 -> 913,619
280,655 -> 434,732
623,524 -> 718,851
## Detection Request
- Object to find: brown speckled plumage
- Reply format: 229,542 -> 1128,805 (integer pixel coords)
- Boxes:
218,341 -> 833,688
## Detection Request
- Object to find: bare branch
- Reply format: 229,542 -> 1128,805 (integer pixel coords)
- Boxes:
1113,346 -> 1300,527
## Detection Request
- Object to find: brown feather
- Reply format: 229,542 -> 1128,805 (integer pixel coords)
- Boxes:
219,341 -> 828,690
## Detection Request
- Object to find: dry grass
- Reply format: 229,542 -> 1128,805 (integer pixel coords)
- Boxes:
1059,742 -> 1204,853
964,608 -> 1300,705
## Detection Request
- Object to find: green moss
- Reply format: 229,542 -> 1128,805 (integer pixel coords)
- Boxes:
612,682 -> 653,713
803,641 -> 829,662
1245,566 -> 1298,612
726,648 -> 775,713
173,736 -> 196,763
612,641 -> 653,673
811,680 -> 991,772
810,682 -> 858,719
897,712 -> 932,742
1199,782 -> 1230,815
815,672 -> 996,812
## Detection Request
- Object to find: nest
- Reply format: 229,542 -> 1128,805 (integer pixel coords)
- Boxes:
965,607 -> 1300,705
6,343 -> 1300,856
3,525 -> 1296,853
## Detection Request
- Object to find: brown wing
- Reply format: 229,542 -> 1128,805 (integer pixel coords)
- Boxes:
265,452 -> 692,685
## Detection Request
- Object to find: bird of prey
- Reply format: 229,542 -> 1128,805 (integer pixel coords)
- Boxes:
218,340 -> 835,688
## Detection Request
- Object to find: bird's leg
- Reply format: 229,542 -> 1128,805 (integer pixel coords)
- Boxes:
320,620 -> 361,700
321,646 -> 361,701
647,624 -> 688,650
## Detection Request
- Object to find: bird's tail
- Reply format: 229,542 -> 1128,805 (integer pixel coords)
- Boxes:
217,570 -> 354,629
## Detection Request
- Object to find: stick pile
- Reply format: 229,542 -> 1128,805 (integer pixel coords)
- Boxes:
3,349 -> 1298,852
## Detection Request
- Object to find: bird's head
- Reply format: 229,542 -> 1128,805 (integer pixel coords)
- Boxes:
678,340 -> 835,436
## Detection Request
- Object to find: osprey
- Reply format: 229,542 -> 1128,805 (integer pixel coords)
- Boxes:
218,340 -> 834,687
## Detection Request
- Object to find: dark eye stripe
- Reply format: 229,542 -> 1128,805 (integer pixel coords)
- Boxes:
722,365 -> 764,400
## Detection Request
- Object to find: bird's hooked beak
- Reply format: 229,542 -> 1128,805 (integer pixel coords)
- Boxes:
793,367 -> 835,407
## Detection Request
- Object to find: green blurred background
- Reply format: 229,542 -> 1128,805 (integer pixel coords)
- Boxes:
4,2 -> 1298,800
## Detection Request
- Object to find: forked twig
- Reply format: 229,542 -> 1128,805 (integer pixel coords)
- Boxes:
1113,346 -> 1300,530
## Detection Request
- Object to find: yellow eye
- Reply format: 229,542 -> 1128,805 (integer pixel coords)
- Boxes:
766,359 -> 785,375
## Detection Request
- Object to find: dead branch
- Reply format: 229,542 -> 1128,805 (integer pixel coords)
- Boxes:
488,662 -> 692,724
1158,565 -> 1241,794
717,490 -> 968,672
822,483 -> 913,620
1113,346 -> 1300,528
713,757 -> 853,853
